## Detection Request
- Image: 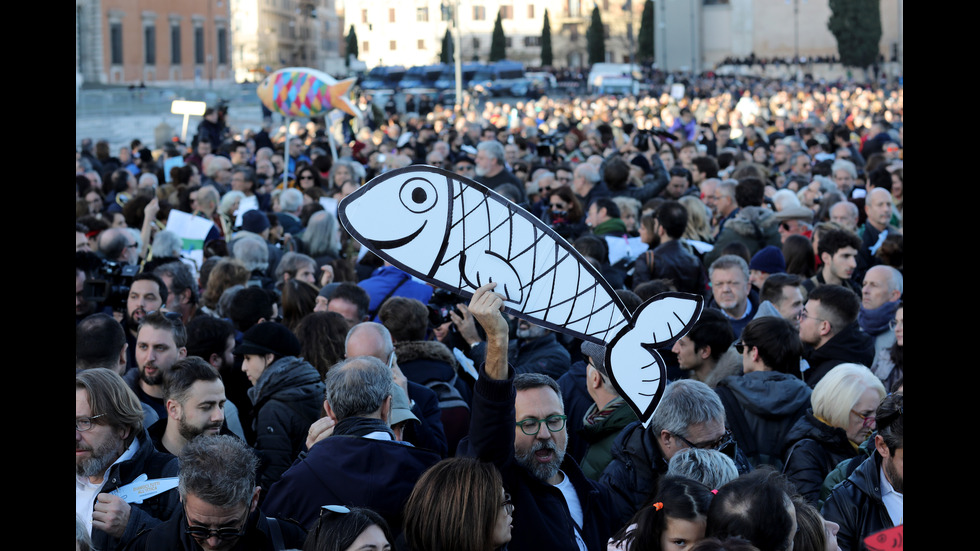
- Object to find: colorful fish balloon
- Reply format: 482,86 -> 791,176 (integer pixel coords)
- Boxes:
257,67 -> 360,118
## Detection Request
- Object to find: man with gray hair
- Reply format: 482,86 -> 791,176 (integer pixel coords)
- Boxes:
474,140 -> 526,203
830,200 -> 860,232
708,254 -> 759,339
274,251 -> 317,286
831,159 -> 858,197
572,160 -> 609,210
859,265 -> 903,368
600,379 -> 751,525
344,321 -> 448,456
126,435 -> 306,550
262,356 -> 440,531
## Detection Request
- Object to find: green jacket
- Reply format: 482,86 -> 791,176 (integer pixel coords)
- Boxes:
578,397 -> 638,480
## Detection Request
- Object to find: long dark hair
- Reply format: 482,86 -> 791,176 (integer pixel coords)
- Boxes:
304,506 -> 391,551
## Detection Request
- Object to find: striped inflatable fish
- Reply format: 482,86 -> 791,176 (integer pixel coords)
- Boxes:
257,67 -> 360,118
338,166 -> 703,424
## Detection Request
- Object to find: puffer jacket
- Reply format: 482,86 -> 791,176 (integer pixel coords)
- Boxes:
248,356 -> 325,490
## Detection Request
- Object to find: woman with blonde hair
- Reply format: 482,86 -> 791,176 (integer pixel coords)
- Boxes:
678,195 -> 714,244
781,363 -> 885,504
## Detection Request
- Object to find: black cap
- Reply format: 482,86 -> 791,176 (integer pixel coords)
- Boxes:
233,322 -> 301,357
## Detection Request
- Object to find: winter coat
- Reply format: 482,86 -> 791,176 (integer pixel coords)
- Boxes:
704,206 -> 782,266
262,434 -> 440,532
247,356 -> 325,490
803,322 -> 875,388
85,431 -> 180,551
578,399 -> 638,481
781,410 -> 858,505
821,451 -> 897,551
125,507 -> 307,550
460,365 -> 618,551
714,371 -> 811,468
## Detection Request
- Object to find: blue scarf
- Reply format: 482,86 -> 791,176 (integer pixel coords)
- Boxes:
858,300 -> 899,336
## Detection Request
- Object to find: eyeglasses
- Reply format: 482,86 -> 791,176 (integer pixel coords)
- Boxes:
550,202 -> 567,210
501,493 -> 514,515
184,505 -> 249,542
798,309 -> 827,325
851,409 -> 877,430
672,429 -> 736,458
299,174 -> 315,180
75,414 -> 106,432
733,340 -> 750,354
516,414 -> 567,436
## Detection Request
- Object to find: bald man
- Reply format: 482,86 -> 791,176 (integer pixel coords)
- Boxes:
346,322 -> 448,457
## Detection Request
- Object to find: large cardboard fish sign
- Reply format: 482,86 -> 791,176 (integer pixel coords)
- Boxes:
339,166 -> 703,425
257,67 -> 360,118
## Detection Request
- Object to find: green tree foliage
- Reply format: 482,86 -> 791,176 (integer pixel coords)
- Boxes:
345,25 -> 358,66
637,0 -> 655,63
440,29 -> 454,64
587,6 -> 606,65
827,0 -> 882,68
490,11 -> 507,61
541,9 -> 553,66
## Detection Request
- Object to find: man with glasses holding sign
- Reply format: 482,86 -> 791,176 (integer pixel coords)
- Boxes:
462,282 -> 617,551
127,435 -> 306,550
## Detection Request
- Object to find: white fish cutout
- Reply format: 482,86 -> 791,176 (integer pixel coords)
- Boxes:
339,166 -> 703,424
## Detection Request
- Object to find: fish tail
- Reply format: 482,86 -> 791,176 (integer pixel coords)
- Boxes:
604,293 -> 704,426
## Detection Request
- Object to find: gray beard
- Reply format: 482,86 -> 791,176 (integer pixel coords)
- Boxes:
76,439 -> 124,478
515,439 -> 565,483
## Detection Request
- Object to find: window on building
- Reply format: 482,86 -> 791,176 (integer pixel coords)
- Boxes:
110,22 -> 123,65
217,27 -> 227,64
194,26 -> 204,64
472,37 -> 480,49
505,37 -> 512,47
417,7 -> 428,22
567,0 -> 581,17
524,36 -> 541,47
418,39 -> 425,49
390,40 -> 396,50
361,9 -> 368,23
603,24 -> 609,38
441,4 -> 452,21
500,5 -> 513,19
389,8 -> 395,22
473,5 -> 485,20
170,23 -> 181,64
528,5 -> 534,18
144,25 -> 156,65
363,40 -> 369,52
562,23 -> 579,40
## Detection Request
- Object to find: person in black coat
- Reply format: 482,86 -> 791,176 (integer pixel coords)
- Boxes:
126,435 -> 306,551
782,363 -> 886,505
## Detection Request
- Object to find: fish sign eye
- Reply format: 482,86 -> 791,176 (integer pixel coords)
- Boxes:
400,178 -> 438,213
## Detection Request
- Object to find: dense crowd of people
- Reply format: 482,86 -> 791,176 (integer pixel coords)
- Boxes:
76,72 -> 903,551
